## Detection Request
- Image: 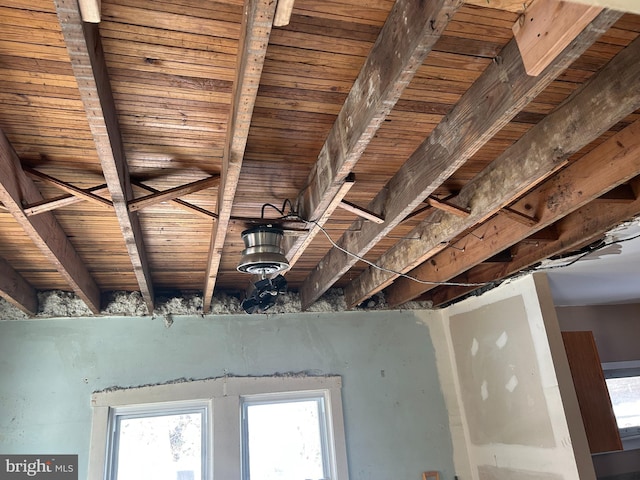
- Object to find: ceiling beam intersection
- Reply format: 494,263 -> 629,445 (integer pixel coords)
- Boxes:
381,61 -> 640,306
427,176 -> 640,307
300,7 -> 623,310
25,168 -> 113,209
0,129 -> 101,313
128,176 -> 220,212
283,0 -> 465,281
55,0 -> 154,312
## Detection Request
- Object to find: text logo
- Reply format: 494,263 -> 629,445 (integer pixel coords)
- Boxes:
0,456 -> 77,480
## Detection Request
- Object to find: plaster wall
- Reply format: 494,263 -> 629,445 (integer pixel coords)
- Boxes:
0,309 -> 454,480
430,274 -> 595,480
555,303 -> 640,363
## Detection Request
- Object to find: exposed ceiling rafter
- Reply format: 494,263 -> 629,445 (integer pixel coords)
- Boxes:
0,130 -> 101,313
426,176 -> 640,307
0,256 -> 38,315
299,7 -> 622,310
55,0 -> 155,312
283,0 -> 465,274
202,0 -> 279,312
347,33 -> 640,307
386,117 -> 640,306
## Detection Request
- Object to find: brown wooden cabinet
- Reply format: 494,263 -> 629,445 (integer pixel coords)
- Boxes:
562,331 -> 623,454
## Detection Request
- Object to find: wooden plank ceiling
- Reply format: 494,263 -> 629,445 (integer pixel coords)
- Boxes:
1,0 -> 639,314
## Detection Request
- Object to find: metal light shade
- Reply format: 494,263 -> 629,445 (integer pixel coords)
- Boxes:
237,225 -> 290,275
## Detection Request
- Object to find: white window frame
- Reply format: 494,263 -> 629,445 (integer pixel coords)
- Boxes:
241,390 -> 335,480
106,400 -> 210,480
602,360 -> 640,450
88,376 -> 349,480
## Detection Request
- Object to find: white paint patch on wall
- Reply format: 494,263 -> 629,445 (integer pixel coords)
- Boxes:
471,337 -> 480,356
495,331 -> 508,349
481,380 -> 489,401
505,375 -> 519,393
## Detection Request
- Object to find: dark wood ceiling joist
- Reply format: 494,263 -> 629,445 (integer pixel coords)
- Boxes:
202,0 -> 278,312
0,256 -> 38,315
346,32 -> 640,308
0,130 -> 100,313
55,0 -> 154,311
386,117 -> 640,306
426,177 -> 640,307
283,0 -> 465,271
299,7 -> 623,310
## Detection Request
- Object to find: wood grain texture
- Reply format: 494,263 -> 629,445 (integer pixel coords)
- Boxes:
285,0 -> 465,283
0,256 -> 38,315
55,0 -> 155,311
301,9 -> 623,309
513,0 -> 602,76
561,331 -> 623,453
0,129 -> 101,313
203,0 -> 278,312
345,24 -> 638,308
426,179 -> 640,306
387,118 -> 640,306
25,168 -> 113,209
129,176 -> 220,212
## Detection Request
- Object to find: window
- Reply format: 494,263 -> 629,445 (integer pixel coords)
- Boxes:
107,402 -> 208,480
89,377 -> 349,480
602,361 -> 640,450
242,393 -> 332,480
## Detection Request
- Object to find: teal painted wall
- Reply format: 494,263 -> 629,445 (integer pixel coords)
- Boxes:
0,310 -> 454,480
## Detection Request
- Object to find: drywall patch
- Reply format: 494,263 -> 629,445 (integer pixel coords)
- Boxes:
0,298 -> 28,320
449,295 -> 555,448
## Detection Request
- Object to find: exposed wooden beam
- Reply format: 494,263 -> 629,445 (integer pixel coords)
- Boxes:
427,178 -> 640,307
426,196 -> 470,218
24,184 -> 110,216
382,76 -> 640,307
78,0 -> 100,22
25,168 -> 112,210
386,121 -> 640,306
465,0 -> 534,11
567,0 -> 640,14
465,0 -> 639,14
285,0 -> 465,281
513,0 -> 602,76
500,207 -> 538,227
274,0 -> 295,26
0,256 -> 38,315
203,0 -> 278,312
129,176 -> 220,212
338,199 -> 385,224
0,130 -> 101,313
55,1 -> 154,312
132,182 -> 217,220
300,9 -> 622,310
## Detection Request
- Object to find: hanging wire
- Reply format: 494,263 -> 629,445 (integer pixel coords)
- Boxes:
298,216 -> 490,287
263,201 -> 639,290
534,232 -> 640,271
